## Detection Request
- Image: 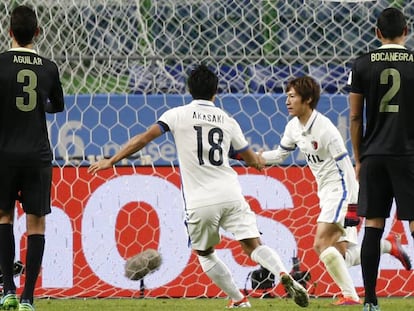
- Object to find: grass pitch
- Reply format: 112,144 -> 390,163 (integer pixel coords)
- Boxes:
35,297 -> 413,310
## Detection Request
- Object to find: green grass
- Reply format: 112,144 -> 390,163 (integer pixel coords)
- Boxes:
34,297 -> 413,310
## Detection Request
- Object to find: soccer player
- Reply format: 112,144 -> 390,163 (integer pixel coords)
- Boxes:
0,5 -> 64,311
260,76 -> 411,307
88,64 -> 309,308
349,7 -> 414,311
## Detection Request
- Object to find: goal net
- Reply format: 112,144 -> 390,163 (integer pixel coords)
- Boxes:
2,0 -> 413,300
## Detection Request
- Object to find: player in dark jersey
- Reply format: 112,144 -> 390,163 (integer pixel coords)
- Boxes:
0,5 -> 64,311
349,7 -> 414,311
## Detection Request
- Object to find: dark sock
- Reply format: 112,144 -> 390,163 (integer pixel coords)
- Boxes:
412,231 -> 414,241
361,227 -> 383,305
21,234 -> 45,305
0,224 -> 16,293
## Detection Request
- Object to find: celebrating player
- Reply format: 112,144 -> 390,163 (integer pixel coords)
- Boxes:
0,5 -> 65,311
88,64 -> 309,308
260,76 -> 410,306
349,7 -> 414,311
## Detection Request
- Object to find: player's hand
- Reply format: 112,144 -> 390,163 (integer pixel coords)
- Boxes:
256,151 -> 266,171
88,159 -> 113,175
344,203 -> 360,227
354,161 -> 361,181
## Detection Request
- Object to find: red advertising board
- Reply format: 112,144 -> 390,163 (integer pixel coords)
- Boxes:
14,166 -> 413,298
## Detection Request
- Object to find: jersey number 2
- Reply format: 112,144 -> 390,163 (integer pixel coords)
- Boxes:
194,126 -> 224,166
16,69 -> 37,112
379,68 -> 400,113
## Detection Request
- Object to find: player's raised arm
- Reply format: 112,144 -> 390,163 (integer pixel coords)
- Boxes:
88,123 -> 163,174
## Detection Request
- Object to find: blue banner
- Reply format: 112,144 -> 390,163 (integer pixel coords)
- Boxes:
48,94 -> 351,166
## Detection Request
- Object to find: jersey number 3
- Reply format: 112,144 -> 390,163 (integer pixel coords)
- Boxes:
16,69 -> 37,112
194,126 -> 224,166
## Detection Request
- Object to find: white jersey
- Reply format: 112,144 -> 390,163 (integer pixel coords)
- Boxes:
158,99 -> 248,209
263,110 -> 358,204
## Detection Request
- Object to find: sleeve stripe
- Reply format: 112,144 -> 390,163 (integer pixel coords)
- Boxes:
334,152 -> 348,161
232,145 -> 249,154
280,144 -> 296,151
157,121 -> 170,133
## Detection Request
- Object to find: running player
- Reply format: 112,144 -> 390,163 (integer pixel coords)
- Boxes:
88,64 -> 309,308
261,76 -> 410,306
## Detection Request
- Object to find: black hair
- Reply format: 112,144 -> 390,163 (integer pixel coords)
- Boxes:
10,5 -> 38,46
377,8 -> 407,39
187,64 -> 218,100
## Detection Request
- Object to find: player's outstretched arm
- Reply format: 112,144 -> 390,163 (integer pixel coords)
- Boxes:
88,124 -> 163,175
261,146 -> 291,165
239,148 -> 265,171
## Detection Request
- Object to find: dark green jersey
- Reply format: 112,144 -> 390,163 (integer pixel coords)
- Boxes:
0,48 -> 64,166
350,45 -> 414,158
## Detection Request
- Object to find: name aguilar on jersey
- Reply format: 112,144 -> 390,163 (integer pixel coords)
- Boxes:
192,111 -> 224,124
371,51 -> 414,62
13,55 -> 43,65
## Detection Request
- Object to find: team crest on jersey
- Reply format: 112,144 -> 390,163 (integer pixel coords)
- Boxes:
311,140 -> 318,150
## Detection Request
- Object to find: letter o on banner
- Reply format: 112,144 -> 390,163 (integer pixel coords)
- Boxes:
82,174 -> 190,288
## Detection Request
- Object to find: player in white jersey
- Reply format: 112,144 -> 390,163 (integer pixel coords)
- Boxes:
88,65 -> 309,308
261,76 -> 411,306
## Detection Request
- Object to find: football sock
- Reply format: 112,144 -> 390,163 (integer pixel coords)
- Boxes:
197,252 -> 244,302
411,231 -> 414,240
361,227 -> 383,305
320,246 -> 359,300
344,240 -> 390,267
250,245 -> 288,277
0,224 -> 16,293
344,245 -> 360,267
21,234 -> 45,305
380,239 -> 391,254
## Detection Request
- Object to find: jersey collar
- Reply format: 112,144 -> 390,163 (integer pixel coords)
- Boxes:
302,109 -> 318,135
379,44 -> 406,50
8,47 -> 38,54
192,99 -> 215,107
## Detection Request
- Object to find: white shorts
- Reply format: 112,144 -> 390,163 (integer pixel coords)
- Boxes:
185,199 -> 260,251
317,182 -> 348,227
338,226 -> 358,246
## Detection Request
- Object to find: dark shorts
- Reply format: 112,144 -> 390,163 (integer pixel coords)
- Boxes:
358,155 -> 414,220
0,166 -> 52,216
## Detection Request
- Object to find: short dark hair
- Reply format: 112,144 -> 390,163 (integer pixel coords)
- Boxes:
187,64 -> 218,100
377,8 -> 407,39
285,76 -> 320,109
10,5 -> 38,46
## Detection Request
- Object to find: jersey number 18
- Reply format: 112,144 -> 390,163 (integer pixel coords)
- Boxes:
194,126 -> 224,166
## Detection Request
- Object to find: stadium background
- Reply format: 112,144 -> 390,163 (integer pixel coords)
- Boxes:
1,0 -> 413,299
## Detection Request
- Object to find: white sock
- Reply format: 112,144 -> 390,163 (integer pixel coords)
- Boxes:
344,240 -> 391,268
320,247 -> 359,300
250,245 -> 288,277
198,252 -> 244,302
344,245 -> 360,267
380,239 -> 391,254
